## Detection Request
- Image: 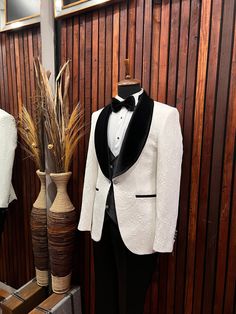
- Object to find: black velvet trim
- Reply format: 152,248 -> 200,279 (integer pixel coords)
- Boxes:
113,91 -> 154,177
94,105 -> 112,179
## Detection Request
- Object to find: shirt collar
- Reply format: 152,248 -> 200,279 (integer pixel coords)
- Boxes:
115,88 -> 144,106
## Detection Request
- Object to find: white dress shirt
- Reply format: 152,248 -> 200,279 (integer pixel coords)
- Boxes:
107,89 -> 144,157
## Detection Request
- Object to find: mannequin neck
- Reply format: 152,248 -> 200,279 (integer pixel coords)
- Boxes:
118,83 -> 142,99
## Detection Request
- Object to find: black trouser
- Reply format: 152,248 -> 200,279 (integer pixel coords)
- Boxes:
93,214 -> 158,314
0,208 -> 7,239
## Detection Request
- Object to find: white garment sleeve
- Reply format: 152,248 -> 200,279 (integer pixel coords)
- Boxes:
78,112 -> 99,231
0,115 -> 17,208
153,108 -> 183,252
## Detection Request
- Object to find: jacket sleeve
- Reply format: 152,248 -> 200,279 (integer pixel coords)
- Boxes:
78,112 -> 98,231
153,108 -> 183,252
0,115 -> 17,208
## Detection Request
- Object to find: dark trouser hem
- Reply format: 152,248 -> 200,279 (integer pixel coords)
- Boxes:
0,208 -> 7,238
93,213 -> 158,314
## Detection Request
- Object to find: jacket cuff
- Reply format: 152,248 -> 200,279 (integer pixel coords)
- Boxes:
0,202 -> 8,208
153,220 -> 177,252
78,221 -> 92,232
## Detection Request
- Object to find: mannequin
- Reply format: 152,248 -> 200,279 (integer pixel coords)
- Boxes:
78,60 -> 183,313
92,60 -> 158,313
0,109 -> 17,239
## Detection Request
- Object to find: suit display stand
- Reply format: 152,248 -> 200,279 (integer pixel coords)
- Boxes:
0,282 -> 15,304
0,279 -> 48,314
0,280 -> 82,314
29,286 -> 82,314
78,60 -> 183,313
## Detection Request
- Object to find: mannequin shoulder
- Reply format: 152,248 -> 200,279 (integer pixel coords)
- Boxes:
90,107 -> 105,123
153,101 -> 179,115
91,108 -> 103,117
152,101 -> 181,132
0,109 -> 16,126
153,101 -> 180,121
87,108 -> 103,131
0,109 -> 14,120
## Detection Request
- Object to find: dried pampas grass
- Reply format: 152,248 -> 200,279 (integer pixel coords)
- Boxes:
18,103 -> 45,171
34,58 -> 84,173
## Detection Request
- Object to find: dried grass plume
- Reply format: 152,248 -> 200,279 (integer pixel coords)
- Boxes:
34,58 -> 85,173
18,103 -> 45,171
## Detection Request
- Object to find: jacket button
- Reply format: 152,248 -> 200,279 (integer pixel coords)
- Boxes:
105,205 -> 109,209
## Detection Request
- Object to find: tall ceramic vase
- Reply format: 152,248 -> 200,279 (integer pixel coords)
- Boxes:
48,172 -> 78,294
31,170 -> 49,287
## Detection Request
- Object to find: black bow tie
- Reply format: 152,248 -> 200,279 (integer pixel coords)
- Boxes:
111,96 -> 135,113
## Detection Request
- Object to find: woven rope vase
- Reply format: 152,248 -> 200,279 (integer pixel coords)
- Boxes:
48,172 -> 78,294
31,170 -> 49,287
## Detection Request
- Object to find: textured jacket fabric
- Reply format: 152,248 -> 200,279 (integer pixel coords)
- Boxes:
0,109 -> 17,208
78,92 -> 183,254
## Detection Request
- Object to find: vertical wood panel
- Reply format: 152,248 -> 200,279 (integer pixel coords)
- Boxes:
185,0 -> 211,312
150,3 -> 161,100
105,6 -> 112,103
112,4 -> 119,96
223,22 -> 236,314
127,0 -> 136,79
92,12 -> 99,112
158,0 -> 170,103
193,1 -> 223,313
2,34 -> 9,108
119,1 -> 127,81
72,16 -> 80,204
142,0 -> 152,92
156,3 -> 171,312
174,1 -> 190,313
98,9 -> 105,106
134,0 -> 144,82
166,1 -> 181,312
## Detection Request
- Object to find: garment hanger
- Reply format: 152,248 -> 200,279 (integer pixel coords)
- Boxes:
117,59 -> 142,99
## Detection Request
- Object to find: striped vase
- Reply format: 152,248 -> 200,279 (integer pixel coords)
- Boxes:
48,172 -> 77,294
31,170 -> 49,287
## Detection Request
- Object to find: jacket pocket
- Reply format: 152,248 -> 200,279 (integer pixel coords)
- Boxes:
135,194 -> 156,198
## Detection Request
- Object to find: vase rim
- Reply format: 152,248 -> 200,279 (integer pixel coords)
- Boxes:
50,171 -> 72,177
36,169 -> 46,176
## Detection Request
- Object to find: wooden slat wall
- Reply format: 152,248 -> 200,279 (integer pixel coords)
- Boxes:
59,0 -> 236,313
0,0 -> 235,313
0,26 -> 41,288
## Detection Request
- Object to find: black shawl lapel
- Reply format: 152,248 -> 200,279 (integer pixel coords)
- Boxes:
94,105 -> 112,179
94,91 -> 154,180
113,91 -> 154,178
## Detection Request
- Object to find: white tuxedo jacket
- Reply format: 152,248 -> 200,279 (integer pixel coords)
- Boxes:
78,92 -> 183,254
0,109 -> 17,208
